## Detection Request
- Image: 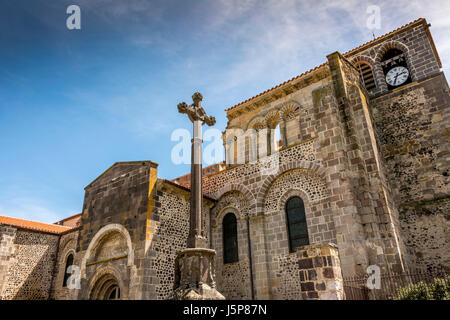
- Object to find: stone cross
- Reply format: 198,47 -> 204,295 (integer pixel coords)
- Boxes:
174,93 -> 224,300
178,92 -> 216,248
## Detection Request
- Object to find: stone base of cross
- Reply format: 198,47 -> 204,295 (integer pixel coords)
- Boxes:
173,248 -> 225,300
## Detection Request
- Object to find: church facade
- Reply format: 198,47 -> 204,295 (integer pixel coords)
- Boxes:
0,18 -> 448,300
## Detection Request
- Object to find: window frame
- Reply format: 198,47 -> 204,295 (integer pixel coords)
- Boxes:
62,253 -> 74,287
222,212 -> 239,264
355,61 -> 376,90
285,196 -> 309,253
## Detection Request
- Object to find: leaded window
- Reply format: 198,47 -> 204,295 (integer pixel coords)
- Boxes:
223,213 -> 238,263
286,197 -> 309,252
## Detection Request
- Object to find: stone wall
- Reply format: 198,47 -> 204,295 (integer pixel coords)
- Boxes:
0,228 -> 59,300
75,161 -> 156,300
370,73 -> 450,271
211,192 -> 252,299
0,225 -> 17,297
399,199 -> 449,272
205,48 -> 420,299
142,180 -> 213,299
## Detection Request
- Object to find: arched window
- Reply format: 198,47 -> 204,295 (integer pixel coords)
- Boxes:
223,213 -> 238,263
63,253 -> 74,287
285,197 -> 309,252
380,48 -> 411,89
355,61 -> 376,90
275,124 -> 282,150
107,285 -> 121,300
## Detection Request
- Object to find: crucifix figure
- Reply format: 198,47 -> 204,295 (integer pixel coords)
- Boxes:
178,92 -> 216,248
174,92 -> 224,300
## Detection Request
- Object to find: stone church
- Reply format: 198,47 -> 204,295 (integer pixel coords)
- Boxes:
0,18 -> 448,300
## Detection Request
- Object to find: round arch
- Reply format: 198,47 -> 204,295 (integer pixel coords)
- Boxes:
255,160 -> 329,215
214,206 -> 241,228
351,54 -> 376,67
264,109 -> 281,129
278,189 -> 312,213
88,265 -> 125,300
80,223 -> 134,279
214,183 -> 256,212
246,115 -> 266,131
375,40 -> 415,82
374,40 -> 410,63
279,101 -> 301,120
351,56 -> 377,90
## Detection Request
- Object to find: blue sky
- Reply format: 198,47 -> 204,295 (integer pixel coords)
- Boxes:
1,0 -> 449,223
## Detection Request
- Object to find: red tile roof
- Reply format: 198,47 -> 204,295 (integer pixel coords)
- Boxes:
0,215 -> 72,234
225,18 -> 435,112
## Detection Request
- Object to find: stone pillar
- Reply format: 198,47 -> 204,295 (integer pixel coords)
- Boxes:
249,216 -> 271,299
280,119 -> 288,148
296,244 -> 344,300
175,92 -> 224,300
188,119 -> 207,248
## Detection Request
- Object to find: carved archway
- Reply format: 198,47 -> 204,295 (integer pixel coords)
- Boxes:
80,223 -> 134,279
214,184 -> 256,217
375,40 -> 415,82
88,266 -> 124,300
255,160 -> 330,216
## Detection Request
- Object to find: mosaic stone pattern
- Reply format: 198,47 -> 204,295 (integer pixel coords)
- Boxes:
1,230 -> 58,300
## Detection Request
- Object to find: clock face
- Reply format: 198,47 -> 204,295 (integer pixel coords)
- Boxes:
385,66 -> 409,87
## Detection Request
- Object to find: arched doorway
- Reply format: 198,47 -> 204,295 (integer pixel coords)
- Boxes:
89,273 -> 122,300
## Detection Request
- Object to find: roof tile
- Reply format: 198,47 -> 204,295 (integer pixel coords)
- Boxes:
0,215 -> 72,234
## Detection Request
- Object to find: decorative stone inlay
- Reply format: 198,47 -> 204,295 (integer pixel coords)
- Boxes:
173,248 -> 225,300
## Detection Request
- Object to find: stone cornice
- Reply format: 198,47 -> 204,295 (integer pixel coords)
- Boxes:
226,66 -> 329,121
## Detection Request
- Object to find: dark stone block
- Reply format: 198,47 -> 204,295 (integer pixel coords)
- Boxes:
323,267 -> 335,278
313,256 -> 323,267
316,281 -> 326,291
307,291 -> 319,299
299,270 -> 305,282
300,282 -> 315,292
308,269 -> 317,281
298,258 -> 313,269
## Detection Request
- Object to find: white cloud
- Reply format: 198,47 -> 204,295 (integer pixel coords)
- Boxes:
188,0 -> 450,94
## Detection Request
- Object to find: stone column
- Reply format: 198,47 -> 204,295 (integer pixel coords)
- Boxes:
175,92 -> 225,300
296,244 -> 344,300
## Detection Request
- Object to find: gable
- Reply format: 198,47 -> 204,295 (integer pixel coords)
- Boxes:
85,161 -> 158,190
